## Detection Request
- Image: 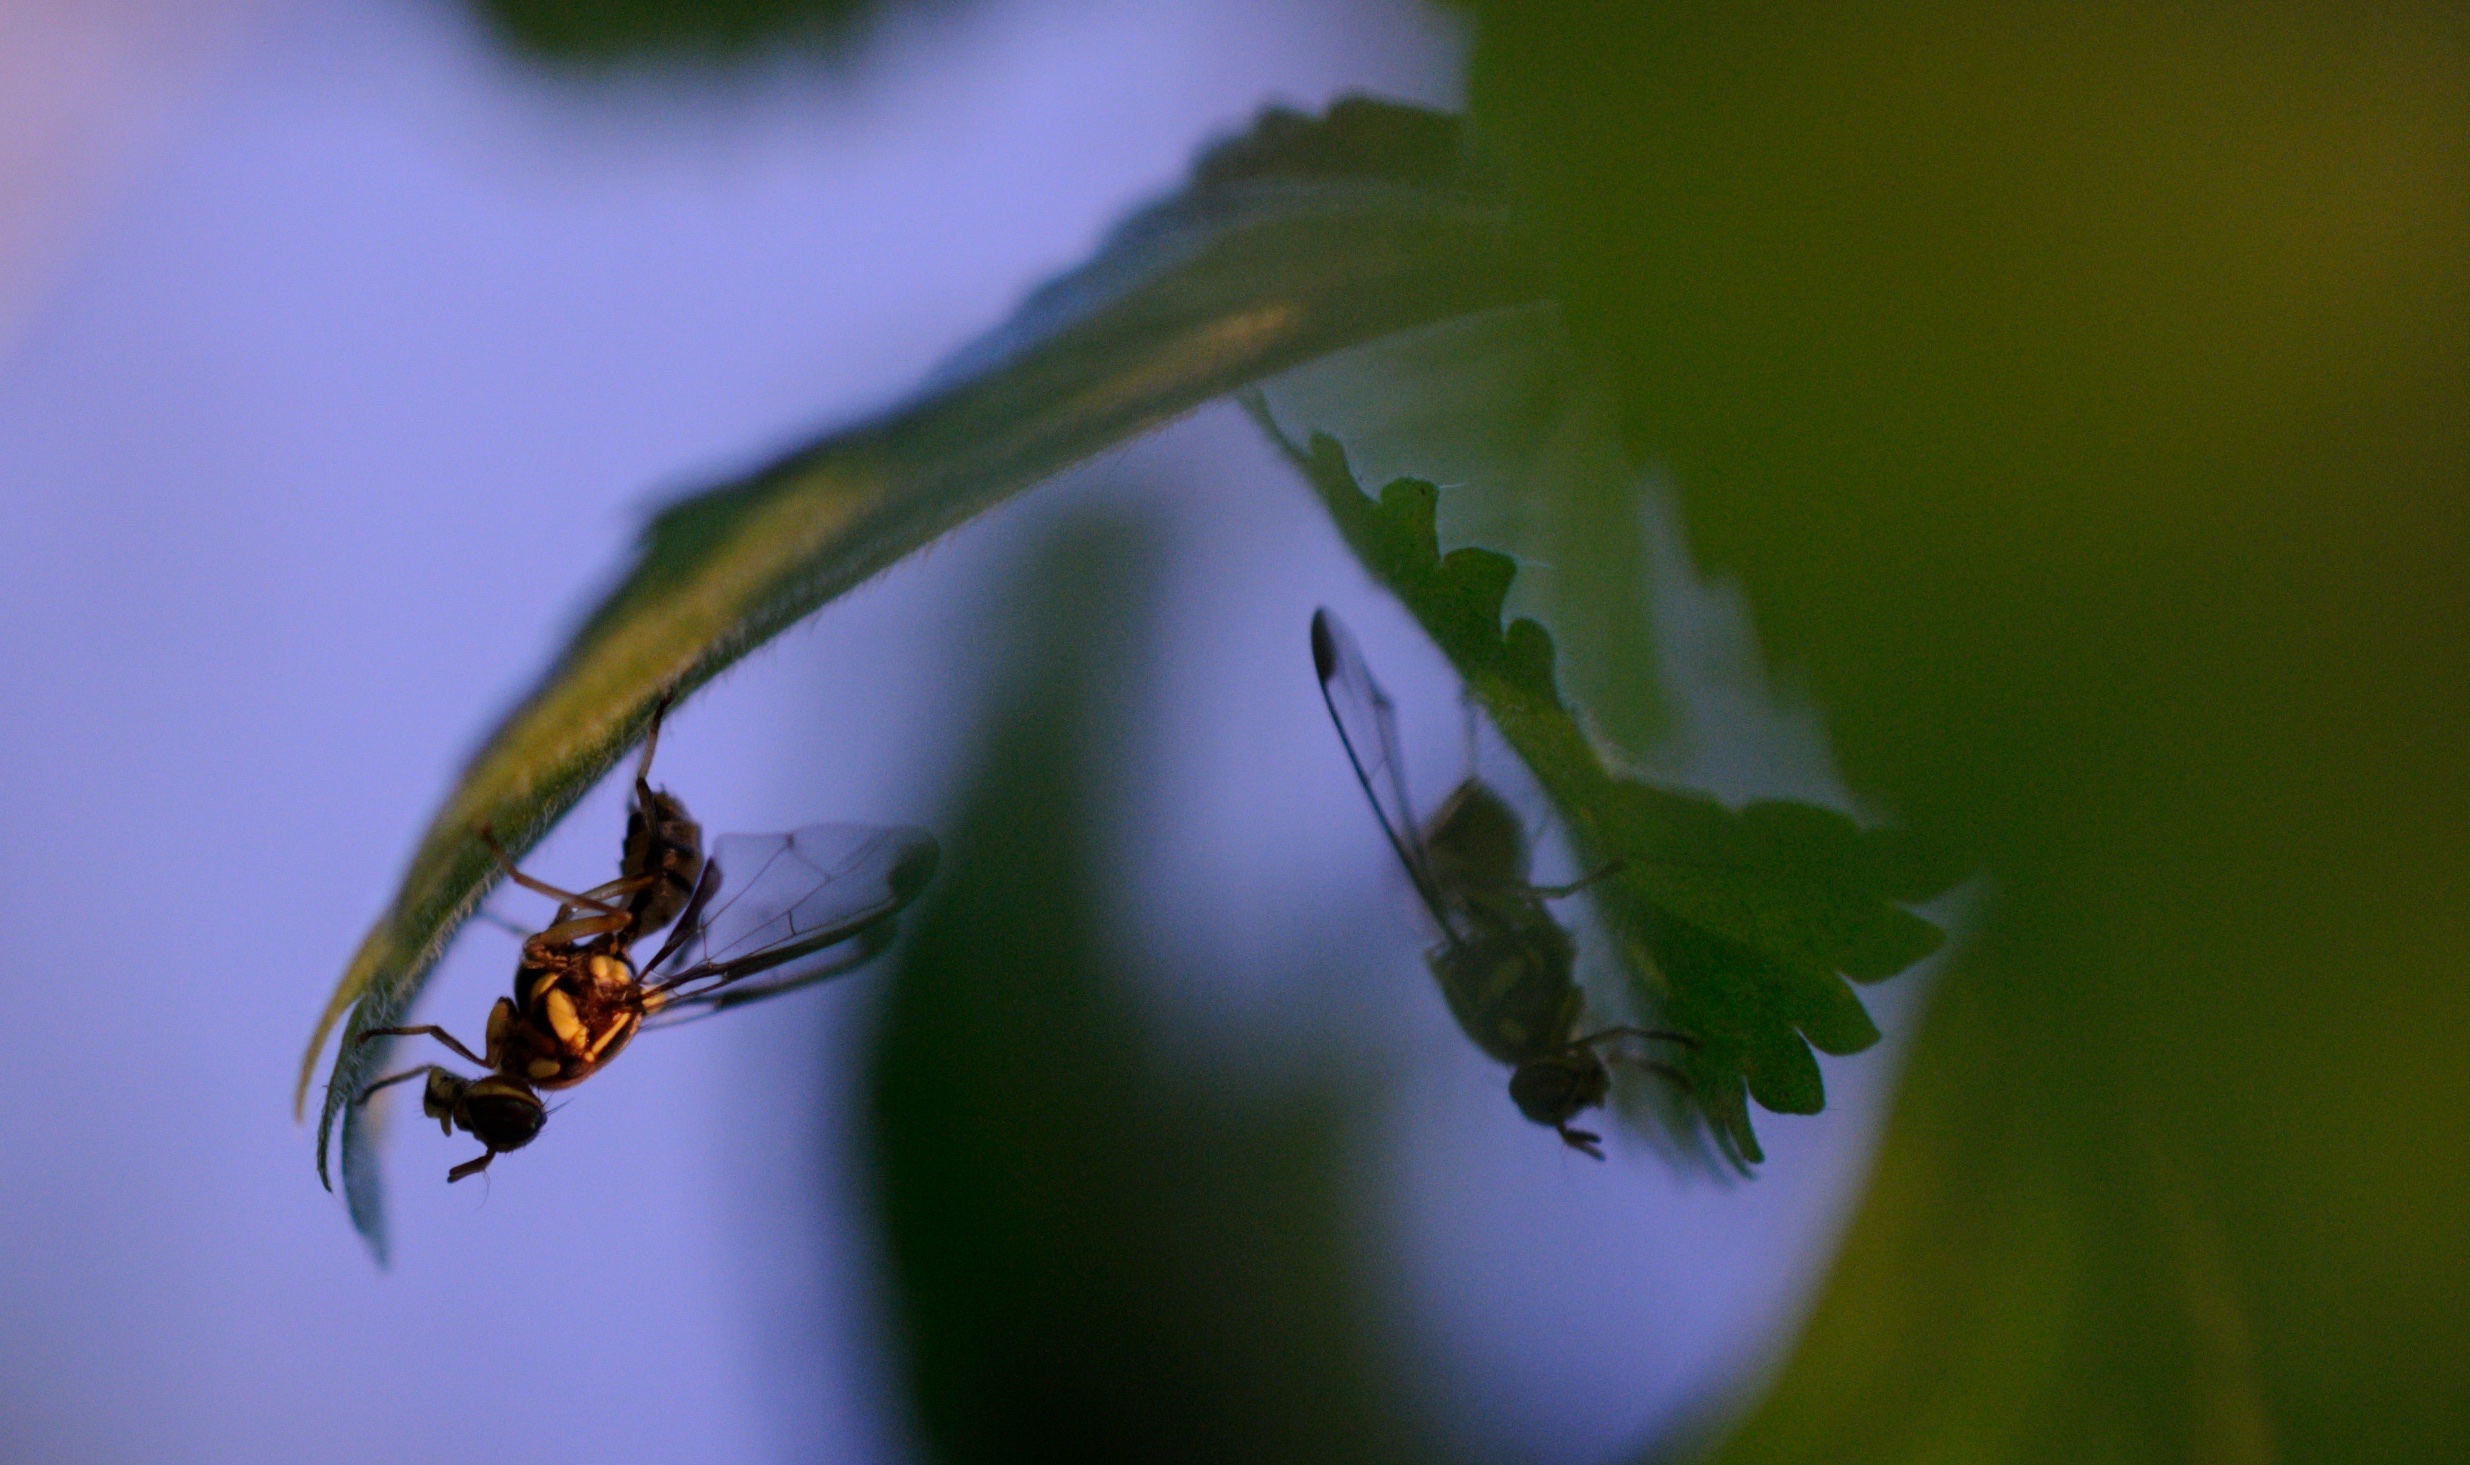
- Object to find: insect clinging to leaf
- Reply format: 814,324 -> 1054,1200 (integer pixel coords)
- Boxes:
354,700 -> 939,1182
1311,609 -> 1694,1158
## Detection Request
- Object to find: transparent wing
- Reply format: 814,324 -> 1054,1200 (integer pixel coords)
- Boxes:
1310,608 -> 1452,930
640,925 -> 897,1030
642,824 -> 939,1004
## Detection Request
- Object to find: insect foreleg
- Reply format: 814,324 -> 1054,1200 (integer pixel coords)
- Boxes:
357,1064 -> 443,1103
633,694 -> 674,810
1633,1060 -> 1693,1093
528,910 -> 633,947
1572,1029 -> 1696,1097
1526,861 -> 1626,899
356,1023 -> 488,1067
473,907 -> 536,938
539,877 -> 658,933
478,826 -> 628,915
1570,1025 -> 1699,1052
1555,1122 -> 1607,1160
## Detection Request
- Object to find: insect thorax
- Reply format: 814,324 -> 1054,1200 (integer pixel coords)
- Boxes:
506,947 -> 643,1089
1421,780 -> 1533,893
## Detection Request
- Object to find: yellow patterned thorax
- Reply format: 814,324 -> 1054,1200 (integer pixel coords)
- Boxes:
505,945 -> 642,1089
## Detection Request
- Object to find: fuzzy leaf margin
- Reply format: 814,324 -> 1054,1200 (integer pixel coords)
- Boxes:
1252,419 -> 1954,1162
299,98 -> 1547,1255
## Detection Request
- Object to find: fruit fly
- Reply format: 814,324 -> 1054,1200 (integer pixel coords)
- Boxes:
1310,609 -> 1694,1158
354,702 -> 939,1182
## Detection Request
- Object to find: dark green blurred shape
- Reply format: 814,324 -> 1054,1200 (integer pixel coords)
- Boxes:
865,511 -> 1417,1465
474,0 -> 924,61
1473,5 -> 2469,1461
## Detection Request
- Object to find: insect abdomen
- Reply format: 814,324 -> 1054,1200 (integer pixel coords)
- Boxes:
624,790 -> 704,936
1430,917 -> 1580,1067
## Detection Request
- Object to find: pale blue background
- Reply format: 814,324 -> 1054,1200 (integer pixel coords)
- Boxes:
0,3 -> 1924,1460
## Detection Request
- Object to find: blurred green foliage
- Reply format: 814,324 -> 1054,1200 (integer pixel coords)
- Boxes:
473,0 -> 908,63
1470,3 -> 2470,1459
867,514 -> 1417,1465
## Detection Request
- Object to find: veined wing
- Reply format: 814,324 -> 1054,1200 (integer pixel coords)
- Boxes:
641,824 -> 939,1006
641,925 -> 897,1029
1310,608 -> 1452,932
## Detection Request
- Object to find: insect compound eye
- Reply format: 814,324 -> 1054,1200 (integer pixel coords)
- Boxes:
460,1083 -> 548,1152
1508,1052 -> 1610,1128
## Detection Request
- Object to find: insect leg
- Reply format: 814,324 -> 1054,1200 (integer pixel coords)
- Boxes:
356,1064 -> 442,1103
355,1024 -> 488,1066
1571,1024 -> 1699,1051
1555,1122 -> 1608,1160
473,907 -> 535,939
1634,1060 -> 1694,1093
540,876 -> 655,930
528,910 -> 633,947
634,694 -> 674,811
478,826 -> 627,914
1526,861 -> 1626,899
1573,1028 -> 1696,1096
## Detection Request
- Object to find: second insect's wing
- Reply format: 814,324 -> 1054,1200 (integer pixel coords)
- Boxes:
1310,608 -> 1450,928
643,823 -> 939,1006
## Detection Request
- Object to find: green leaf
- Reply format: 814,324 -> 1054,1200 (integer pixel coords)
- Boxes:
1249,420 -> 1950,1163
1663,974 -> 2287,1465
301,97 -> 1548,1255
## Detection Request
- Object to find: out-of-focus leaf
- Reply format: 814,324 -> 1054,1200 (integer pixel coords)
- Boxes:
473,0 -> 912,64
1253,422 -> 1950,1160
1644,971 -> 2282,1465
301,97 -> 1546,1255
867,514 -> 1414,1465
1472,4 -> 2470,1459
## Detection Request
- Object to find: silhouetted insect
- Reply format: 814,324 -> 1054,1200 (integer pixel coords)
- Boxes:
355,700 -> 939,1182
1311,608 -> 1694,1158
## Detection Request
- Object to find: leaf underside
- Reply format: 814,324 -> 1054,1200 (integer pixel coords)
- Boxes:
300,98 -> 1546,1256
1255,421 -> 1954,1163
